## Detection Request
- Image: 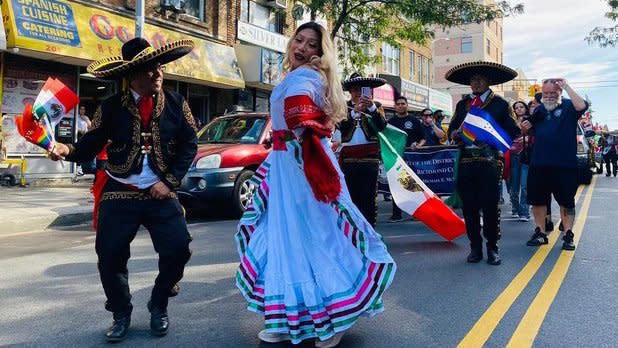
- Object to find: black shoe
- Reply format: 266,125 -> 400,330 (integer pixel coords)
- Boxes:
388,215 -> 403,223
486,245 -> 501,265
545,219 -> 554,232
562,230 -> 576,250
467,246 -> 483,263
105,314 -> 130,342
559,222 -> 564,232
527,227 -> 548,246
169,283 -> 180,297
148,301 -> 169,337
606,173 -> 611,177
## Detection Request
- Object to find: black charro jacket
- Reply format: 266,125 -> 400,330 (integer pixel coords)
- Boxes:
65,89 -> 198,190
339,100 -> 387,143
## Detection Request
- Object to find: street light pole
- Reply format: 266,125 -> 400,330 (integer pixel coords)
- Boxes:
135,0 -> 145,38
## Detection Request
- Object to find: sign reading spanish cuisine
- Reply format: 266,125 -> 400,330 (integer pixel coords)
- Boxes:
1,0 -> 244,88
11,0 -> 80,46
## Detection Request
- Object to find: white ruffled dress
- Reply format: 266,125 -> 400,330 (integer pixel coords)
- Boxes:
235,67 -> 396,344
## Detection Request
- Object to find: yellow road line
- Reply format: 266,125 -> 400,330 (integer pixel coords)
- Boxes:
506,175 -> 597,348
457,185 -> 585,348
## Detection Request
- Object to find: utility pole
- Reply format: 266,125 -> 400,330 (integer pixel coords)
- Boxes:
135,0 -> 145,38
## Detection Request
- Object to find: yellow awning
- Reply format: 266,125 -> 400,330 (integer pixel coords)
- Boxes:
1,0 -> 244,88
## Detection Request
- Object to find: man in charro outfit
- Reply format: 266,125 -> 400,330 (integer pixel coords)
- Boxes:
446,61 -> 520,266
338,73 -> 387,226
50,38 -> 197,341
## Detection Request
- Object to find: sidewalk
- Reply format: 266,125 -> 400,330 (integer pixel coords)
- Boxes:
0,177 -> 94,236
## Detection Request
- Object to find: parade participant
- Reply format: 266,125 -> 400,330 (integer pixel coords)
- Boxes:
50,37 -> 197,341
337,72 -> 388,226
509,101 -> 531,221
420,108 -> 445,146
76,106 -> 93,176
387,97 -> 425,222
600,132 -> 617,177
522,78 -> 588,250
234,22 -> 396,348
446,61 -> 520,265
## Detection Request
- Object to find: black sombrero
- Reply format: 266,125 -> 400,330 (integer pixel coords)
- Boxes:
87,37 -> 195,78
342,72 -> 386,91
445,61 -> 517,85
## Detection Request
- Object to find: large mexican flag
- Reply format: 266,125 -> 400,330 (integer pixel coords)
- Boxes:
378,125 -> 466,241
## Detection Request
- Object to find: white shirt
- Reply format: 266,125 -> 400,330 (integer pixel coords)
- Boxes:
106,90 -> 160,189
345,103 -> 377,146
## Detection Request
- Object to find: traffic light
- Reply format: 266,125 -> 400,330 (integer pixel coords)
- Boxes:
528,84 -> 541,97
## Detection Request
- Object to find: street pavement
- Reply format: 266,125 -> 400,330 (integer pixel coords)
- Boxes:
0,175 -> 616,347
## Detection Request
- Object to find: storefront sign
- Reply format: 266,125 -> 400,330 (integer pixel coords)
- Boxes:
373,83 -> 395,109
401,79 -> 429,110
237,20 -> 288,53
429,89 -> 453,116
1,0 -> 244,88
0,7 -> 7,49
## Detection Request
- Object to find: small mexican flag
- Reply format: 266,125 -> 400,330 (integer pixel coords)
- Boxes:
32,78 -> 79,127
377,124 -> 466,241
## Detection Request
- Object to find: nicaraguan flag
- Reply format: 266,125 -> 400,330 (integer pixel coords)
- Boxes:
462,107 -> 512,152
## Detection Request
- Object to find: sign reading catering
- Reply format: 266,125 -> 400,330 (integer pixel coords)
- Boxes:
237,20 -> 288,53
11,0 -> 80,46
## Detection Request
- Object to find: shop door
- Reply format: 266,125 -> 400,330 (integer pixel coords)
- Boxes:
78,74 -> 117,141
188,85 -> 209,128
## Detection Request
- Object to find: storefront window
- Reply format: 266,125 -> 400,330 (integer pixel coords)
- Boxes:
261,49 -> 284,85
255,91 -> 269,112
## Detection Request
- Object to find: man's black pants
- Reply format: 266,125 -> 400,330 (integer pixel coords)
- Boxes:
456,158 -> 502,249
96,182 -> 191,316
342,160 -> 379,226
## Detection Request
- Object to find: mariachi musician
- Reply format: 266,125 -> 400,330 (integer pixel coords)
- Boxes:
338,73 -> 387,226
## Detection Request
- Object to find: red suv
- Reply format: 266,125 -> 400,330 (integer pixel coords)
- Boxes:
178,112 -> 271,215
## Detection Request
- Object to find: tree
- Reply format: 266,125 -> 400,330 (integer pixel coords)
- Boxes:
586,0 -> 618,47
295,0 -> 524,74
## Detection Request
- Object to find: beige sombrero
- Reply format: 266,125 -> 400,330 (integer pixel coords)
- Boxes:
87,37 -> 194,78
445,61 -> 517,85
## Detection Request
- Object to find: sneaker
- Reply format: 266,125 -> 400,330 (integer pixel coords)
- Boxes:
526,227 -> 548,246
511,212 -> 519,218
258,329 -> 290,343
519,216 -> 530,222
562,230 -> 576,250
388,216 -> 403,223
316,332 -> 345,348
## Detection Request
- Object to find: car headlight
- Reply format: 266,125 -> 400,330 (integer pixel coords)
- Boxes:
195,154 -> 221,169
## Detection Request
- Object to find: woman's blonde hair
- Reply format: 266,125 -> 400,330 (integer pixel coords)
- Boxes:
282,22 -> 347,125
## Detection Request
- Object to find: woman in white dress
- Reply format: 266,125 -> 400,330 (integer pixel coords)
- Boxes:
235,21 -> 396,348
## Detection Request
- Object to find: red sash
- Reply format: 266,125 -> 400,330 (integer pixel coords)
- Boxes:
284,95 -> 340,202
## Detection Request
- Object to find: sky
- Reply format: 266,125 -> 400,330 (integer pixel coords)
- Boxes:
503,0 -> 618,130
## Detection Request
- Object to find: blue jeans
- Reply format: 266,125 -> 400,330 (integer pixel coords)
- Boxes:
509,153 -> 529,218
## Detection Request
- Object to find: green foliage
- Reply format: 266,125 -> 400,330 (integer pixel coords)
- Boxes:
586,0 -> 618,47
296,0 -> 524,74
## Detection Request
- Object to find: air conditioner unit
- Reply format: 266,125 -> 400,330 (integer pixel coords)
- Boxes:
266,0 -> 287,10
160,0 -> 185,13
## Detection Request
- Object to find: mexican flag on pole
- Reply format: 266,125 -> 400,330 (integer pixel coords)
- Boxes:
377,124 -> 466,241
32,78 -> 80,128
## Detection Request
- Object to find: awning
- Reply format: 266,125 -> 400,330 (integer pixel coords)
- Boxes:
1,0 -> 243,89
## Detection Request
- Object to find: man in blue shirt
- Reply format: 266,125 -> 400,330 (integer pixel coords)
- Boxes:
521,78 -> 588,250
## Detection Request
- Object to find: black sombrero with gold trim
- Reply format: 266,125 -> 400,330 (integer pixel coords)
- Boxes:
87,38 -> 195,78
342,72 -> 386,91
445,61 -> 517,85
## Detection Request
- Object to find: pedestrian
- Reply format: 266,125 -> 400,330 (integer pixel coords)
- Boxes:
446,61 -> 520,265
75,105 -> 94,176
386,97 -> 426,222
599,132 -> 617,177
338,72 -> 388,226
50,37 -> 198,341
522,78 -> 589,250
420,108 -> 445,146
234,21 -> 396,348
509,101 -> 531,222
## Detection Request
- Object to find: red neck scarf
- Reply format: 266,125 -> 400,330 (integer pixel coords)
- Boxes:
284,95 -> 340,202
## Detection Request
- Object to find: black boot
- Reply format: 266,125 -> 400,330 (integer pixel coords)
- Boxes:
562,230 -> 576,250
486,243 -> 501,265
105,313 -> 131,342
148,300 -> 169,337
467,244 -> 483,263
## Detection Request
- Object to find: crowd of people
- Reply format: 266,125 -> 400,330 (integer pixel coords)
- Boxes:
43,20 -> 613,347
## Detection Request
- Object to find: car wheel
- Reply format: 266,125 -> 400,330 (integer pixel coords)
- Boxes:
233,170 -> 256,216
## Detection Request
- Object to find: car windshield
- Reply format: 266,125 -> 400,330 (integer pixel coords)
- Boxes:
198,115 -> 267,144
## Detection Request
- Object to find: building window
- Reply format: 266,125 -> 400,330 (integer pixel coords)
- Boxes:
382,43 -> 400,75
183,0 -> 205,20
420,55 -> 430,86
240,0 -> 284,34
409,50 -> 415,80
461,36 -> 472,53
486,39 -> 491,55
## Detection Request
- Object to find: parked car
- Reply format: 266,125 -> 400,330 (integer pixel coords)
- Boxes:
576,122 -> 594,185
178,112 -> 271,215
